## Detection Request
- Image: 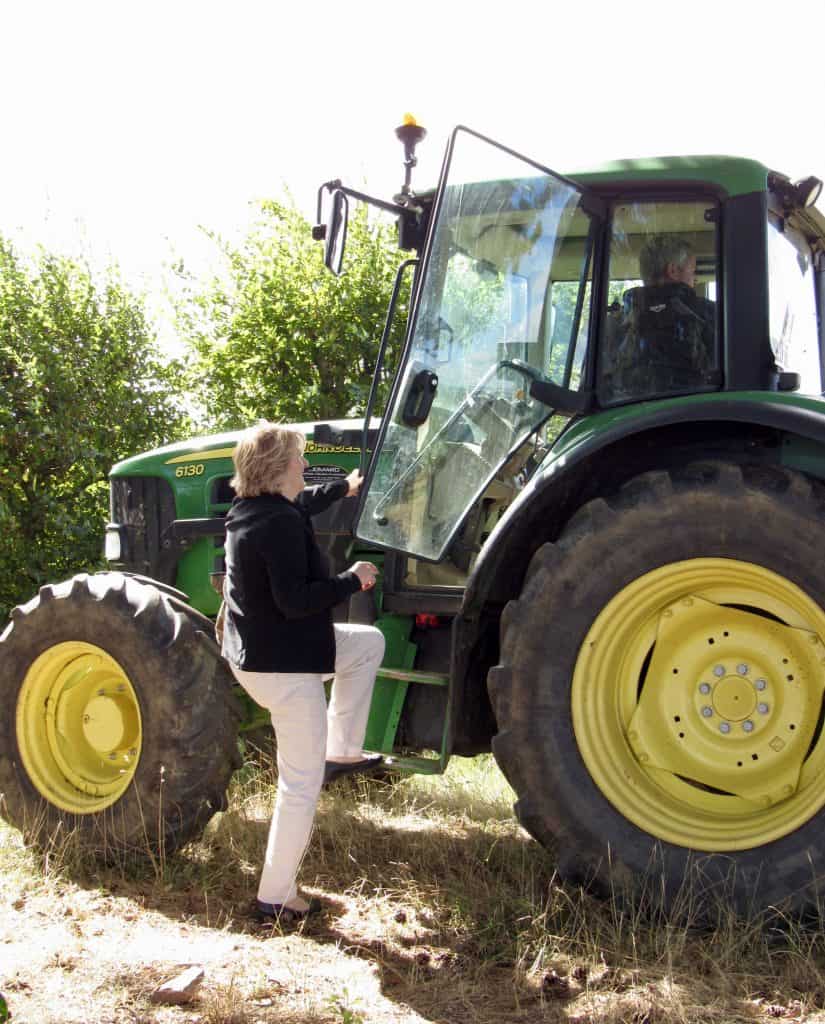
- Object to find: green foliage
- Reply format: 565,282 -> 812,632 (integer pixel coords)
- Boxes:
0,238 -> 188,622
325,988 -> 365,1024
177,199 -> 408,429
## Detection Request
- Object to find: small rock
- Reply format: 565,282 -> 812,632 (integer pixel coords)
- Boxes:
541,970 -> 571,999
393,909 -> 408,924
150,966 -> 205,1005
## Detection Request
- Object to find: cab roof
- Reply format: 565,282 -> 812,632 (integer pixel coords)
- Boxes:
567,155 -> 770,197
566,154 -> 825,244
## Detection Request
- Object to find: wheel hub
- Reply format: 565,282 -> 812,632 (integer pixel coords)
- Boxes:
81,694 -> 138,754
628,596 -> 821,807
710,675 -> 756,722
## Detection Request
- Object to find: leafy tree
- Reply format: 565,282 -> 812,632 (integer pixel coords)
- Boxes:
0,238 -> 188,622
177,199 -> 408,428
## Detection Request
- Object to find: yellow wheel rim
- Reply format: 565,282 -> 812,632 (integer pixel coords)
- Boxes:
16,642 -> 142,814
572,558 -> 825,851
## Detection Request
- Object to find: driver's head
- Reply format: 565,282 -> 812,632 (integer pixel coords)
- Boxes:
639,234 -> 697,289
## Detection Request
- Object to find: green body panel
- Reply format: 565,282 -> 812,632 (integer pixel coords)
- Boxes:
363,610 -> 417,752
548,390 -> 825,468
179,540 -> 223,617
111,431 -> 238,616
568,155 -> 770,196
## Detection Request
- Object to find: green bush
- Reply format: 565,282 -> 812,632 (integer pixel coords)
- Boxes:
0,238 -> 187,622
177,199 -> 408,429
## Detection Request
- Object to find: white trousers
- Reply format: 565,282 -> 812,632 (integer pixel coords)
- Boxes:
229,622 -> 385,905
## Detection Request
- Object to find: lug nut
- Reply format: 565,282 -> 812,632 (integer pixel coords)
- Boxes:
720,722 -> 731,734
713,665 -> 726,677
758,703 -> 769,714
702,706 -> 713,718
737,663 -> 749,675
743,720 -> 755,733
755,678 -> 767,691
699,682 -> 711,694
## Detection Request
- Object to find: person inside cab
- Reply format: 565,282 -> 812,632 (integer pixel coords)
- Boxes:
605,233 -> 715,400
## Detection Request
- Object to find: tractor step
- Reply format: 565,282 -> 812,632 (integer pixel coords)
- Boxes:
383,755 -> 444,774
366,618 -> 451,776
376,667 -> 449,686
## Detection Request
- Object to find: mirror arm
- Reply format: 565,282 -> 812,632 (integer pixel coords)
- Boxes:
313,182 -> 415,240
338,184 -> 412,218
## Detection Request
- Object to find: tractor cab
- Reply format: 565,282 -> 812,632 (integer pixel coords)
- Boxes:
316,125 -> 825,588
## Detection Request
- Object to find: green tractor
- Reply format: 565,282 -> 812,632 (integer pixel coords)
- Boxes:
3,119 -> 825,914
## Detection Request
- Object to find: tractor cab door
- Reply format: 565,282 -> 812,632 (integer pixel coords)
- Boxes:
356,127 -> 601,562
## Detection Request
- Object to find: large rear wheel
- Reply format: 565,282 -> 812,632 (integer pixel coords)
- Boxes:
0,573 -> 241,856
489,462 -> 825,913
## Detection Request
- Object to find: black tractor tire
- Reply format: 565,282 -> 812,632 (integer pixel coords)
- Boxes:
0,572 -> 241,857
489,461 -> 825,915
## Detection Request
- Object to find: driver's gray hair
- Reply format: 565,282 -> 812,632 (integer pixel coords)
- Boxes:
639,234 -> 694,286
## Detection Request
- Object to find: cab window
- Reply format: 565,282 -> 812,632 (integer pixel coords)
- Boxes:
599,200 -> 720,404
767,216 -> 821,395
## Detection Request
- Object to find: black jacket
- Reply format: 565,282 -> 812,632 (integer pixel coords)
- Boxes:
221,480 -> 361,673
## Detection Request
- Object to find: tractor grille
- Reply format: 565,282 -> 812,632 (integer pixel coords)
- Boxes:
109,476 -> 177,581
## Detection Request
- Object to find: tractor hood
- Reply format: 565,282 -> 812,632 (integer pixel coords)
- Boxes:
110,418 -> 377,478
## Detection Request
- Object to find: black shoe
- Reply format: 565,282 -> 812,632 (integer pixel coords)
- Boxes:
254,896 -> 323,924
323,755 -> 384,785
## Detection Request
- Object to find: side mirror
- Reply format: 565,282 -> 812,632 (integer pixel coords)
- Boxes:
324,189 -> 349,276
313,182 -> 349,276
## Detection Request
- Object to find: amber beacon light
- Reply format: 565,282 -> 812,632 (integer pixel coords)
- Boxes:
395,114 -> 427,200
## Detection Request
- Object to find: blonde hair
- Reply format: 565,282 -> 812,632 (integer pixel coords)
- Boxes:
230,421 -> 305,498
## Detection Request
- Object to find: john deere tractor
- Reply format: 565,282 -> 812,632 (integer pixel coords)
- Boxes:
3,119 -> 825,914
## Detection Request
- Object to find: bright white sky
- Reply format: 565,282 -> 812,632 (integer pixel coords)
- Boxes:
1,0 -> 824,350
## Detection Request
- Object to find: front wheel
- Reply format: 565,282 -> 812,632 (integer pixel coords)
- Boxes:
0,572 -> 241,857
489,462 -> 825,914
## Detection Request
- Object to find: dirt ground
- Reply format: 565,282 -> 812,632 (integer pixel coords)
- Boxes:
0,873 -> 429,1023
0,822 -> 557,1024
4,762 -> 825,1024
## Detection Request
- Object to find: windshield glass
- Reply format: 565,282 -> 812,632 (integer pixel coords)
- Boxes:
357,128 -> 596,561
767,215 -> 821,395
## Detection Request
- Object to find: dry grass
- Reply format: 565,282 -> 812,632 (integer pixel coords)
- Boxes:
2,755 -> 825,1022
